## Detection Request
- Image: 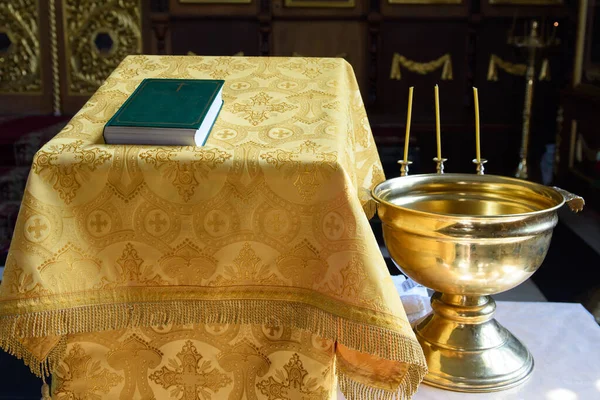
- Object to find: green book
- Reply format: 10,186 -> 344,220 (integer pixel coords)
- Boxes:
103,78 -> 224,146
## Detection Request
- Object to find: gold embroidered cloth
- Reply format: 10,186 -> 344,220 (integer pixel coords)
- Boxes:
52,324 -> 339,400
0,56 -> 426,398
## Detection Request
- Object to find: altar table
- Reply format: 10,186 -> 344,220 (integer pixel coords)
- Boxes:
339,301 -> 600,399
0,56 -> 427,399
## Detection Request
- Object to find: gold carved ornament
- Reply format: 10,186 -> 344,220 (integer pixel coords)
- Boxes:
0,0 -> 42,93
389,53 -> 453,80
487,54 -> 551,81
63,0 -> 142,95
50,0 -> 61,115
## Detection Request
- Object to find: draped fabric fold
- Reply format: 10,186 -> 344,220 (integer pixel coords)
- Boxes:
0,56 -> 426,399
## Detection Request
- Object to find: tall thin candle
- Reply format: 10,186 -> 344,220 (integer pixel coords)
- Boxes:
403,86 -> 414,163
473,87 -> 481,162
434,84 -> 442,160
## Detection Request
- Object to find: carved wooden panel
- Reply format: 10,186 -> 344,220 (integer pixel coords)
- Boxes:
0,0 -> 42,94
169,0 -> 259,16
272,0 -> 365,17
480,1 -> 568,17
61,0 -> 143,96
377,21 -> 468,124
557,86 -> 600,209
170,20 -> 260,56
581,0 -> 600,85
473,20 -> 526,125
487,0 -> 562,5
0,0 -> 53,114
271,21 -> 366,90
285,0 -> 354,6
381,0 -> 468,18
180,0 -> 251,2
474,17 -> 569,161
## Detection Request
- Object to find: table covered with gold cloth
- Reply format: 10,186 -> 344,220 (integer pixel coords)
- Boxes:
0,56 -> 427,399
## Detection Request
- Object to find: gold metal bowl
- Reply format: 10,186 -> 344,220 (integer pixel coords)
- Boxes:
372,173 -> 584,392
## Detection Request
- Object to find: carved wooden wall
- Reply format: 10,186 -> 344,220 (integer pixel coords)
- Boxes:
0,0 -> 581,180
556,0 -> 600,208
145,0 -> 577,178
0,0 -> 149,115
0,0 -> 50,114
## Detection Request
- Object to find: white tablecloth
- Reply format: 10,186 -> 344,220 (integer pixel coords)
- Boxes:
339,301 -> 600,400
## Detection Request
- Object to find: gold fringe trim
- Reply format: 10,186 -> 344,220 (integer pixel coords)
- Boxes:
0,299 -> 427,396
338,361 -> 426,400
1,334 -> 66,378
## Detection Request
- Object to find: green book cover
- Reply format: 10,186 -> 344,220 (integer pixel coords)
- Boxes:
105,78 -> 225,130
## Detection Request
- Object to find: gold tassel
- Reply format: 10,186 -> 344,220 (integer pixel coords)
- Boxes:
441,56 -> 453,80
539,58 -> 551,81
390,53 -> 402,80
41,377 -> 51,400
488,55 -> 498,81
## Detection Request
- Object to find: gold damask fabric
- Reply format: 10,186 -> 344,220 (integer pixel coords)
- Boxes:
52,324 -> 337,400
0,56 -> 427,399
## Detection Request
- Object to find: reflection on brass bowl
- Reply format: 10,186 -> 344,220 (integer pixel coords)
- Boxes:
372,173 -> 584,392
